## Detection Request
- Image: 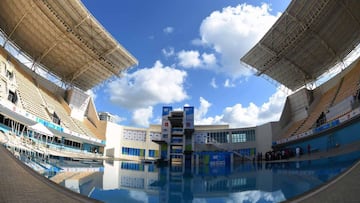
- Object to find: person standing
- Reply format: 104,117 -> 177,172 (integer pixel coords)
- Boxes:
296,147 -> 300,158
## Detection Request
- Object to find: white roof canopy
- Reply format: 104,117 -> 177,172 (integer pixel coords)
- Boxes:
28,123 -> 54,137
0,0 -> 138,91
241,0 -> 360,91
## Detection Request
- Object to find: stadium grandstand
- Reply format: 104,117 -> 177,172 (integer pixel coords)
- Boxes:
241,0 -> 360,152
0,0 -> 137,158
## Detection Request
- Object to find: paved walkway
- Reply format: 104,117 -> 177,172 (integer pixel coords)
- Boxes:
271,140 -> 360,163
283,141 -> 360,203
293,160 -> 360,203
0,145 -> 101,203
2,131 -> 360,202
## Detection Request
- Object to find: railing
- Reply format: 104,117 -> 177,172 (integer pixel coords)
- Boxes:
0,98 -> 105,145
275,106 -> 360,145
208,138 -> 250,159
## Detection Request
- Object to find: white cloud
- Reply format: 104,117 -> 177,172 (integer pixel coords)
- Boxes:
85,89 -> 97,100
198,3 -> 281,78
222,88 -> 287,127
177,50 -> 202,68
113,114 -> 126,124
191,38 -> 204,46
107,60 -> 188,110
162,47 -> 175,57
129,190 -> 148,203
177,50 -> 217,69
194,97 -> 223,125
131,106 -> 153,127
229,190 -> 286,203
106,61 -> 188,127
195,97 -> 211,122
210,77 -> 218,88
202,53 -> 216,66
163,26 -> 174,34
194,87 -> 288,127
224,79 -> 235,88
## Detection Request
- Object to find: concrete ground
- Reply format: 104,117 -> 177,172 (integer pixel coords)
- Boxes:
293,160 -> 360,203
1,131 -> 360,203
0,144 -> 101,202
283,141 -> 360,203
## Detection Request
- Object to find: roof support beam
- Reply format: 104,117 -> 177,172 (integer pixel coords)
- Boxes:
69,46 -> 118,83
257,43 -> 312,81
37,1 -> 119,79
285,12 -> 339,61
2,2 -> 35,47
338,0 -> 360,29
275,1 -> 330,58
34,12 -> 90,65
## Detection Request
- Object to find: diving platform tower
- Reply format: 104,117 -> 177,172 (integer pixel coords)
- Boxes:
153,106 -> 194,169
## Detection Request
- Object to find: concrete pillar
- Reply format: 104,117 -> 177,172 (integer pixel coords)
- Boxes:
195,154 -> 199,175
230,153 -> 234,172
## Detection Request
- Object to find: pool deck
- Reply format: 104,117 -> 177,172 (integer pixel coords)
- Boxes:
284,141 -> 360,203
292,160 -> 360,203
1,131 -> 360,203
0,144 -> 100,203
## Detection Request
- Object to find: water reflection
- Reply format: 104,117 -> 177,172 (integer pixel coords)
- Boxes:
19,151 -> 360,203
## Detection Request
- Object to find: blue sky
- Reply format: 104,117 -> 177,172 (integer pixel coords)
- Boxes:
81,0 -> 292,128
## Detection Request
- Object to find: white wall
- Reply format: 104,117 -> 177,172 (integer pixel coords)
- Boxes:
104,122 -> 161,160
103,160 -> 120,190
256,122 -> 275,154
104,122 -> 123,158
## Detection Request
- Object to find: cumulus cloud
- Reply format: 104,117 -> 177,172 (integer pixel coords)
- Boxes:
86,89 -> 97,100
129,190 -> 148,203
107,60 -> 188,110
113,115 -> 126,124
210,77 -> 218,88
224,79 -> 235,88
106,61 -> 188,127
195,97 -> 211,122
131,106 -> 153,127
202,53 -> 216,66
177,50 -> 202,68
194,97 -> 223,125
221,88 -> 287,127
197,3 -> 281,78
194,87 -> 288,127
162,47 -> 175,57
163,26 -> 174,34
177,50 -> 216,68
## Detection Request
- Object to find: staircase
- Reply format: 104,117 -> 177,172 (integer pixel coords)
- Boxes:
292,117 -> 308,135
209,139 -> 252,160
330,77 -> 344,107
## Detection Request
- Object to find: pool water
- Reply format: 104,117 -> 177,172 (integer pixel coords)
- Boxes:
20,151 -> 360,203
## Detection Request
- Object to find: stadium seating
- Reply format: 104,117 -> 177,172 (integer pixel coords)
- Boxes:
296,85 -> 338,134
281,118 -> 306,139
283,59 -> 360,138
14,68 -> 51,121
13,63 -> 99,140
332,60 -> 360,106
39,89 -> 86,135
50,172 -> 77,184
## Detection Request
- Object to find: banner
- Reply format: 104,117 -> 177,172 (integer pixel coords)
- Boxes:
183,106 -> 194,129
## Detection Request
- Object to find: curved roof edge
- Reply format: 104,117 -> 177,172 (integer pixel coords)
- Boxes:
0,0 -> 138,91
241,0 -> 360,91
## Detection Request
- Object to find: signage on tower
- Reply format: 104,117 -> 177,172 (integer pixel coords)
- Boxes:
183,106 -> 194,129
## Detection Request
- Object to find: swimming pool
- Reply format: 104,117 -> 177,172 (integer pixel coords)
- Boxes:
18,151 -> 360,203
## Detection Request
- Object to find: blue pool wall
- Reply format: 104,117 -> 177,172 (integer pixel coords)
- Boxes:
282,118 -> 360,154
